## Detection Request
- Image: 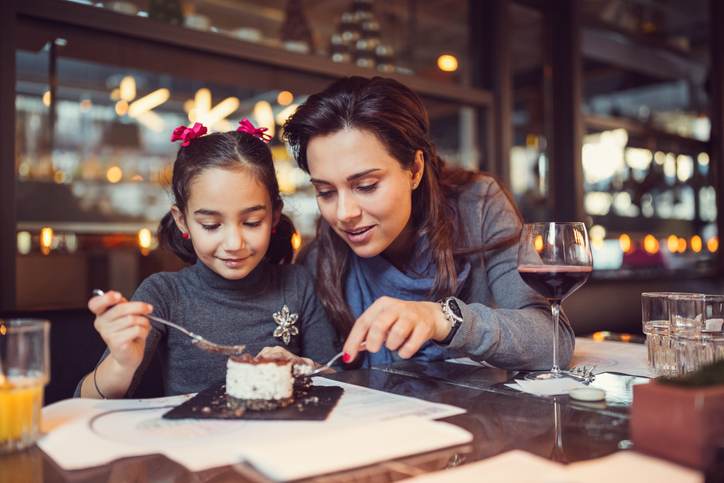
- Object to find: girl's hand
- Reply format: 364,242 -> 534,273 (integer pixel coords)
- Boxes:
342,296 -> 450,363
88,291 -> 153,371
256,346 -> 314,368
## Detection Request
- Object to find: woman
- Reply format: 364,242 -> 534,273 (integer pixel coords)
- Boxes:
283,76 -> 574,369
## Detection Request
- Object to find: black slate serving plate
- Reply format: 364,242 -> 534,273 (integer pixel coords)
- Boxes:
162,381 -> 343,421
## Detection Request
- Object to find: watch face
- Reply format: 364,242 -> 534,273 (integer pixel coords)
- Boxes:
447,298 -> 463,320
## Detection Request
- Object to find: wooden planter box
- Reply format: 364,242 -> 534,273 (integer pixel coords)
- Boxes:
631,381 -> 724,468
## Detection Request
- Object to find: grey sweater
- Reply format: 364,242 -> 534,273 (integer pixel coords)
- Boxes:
79,260 -> 338,397
303,176 -> 575,370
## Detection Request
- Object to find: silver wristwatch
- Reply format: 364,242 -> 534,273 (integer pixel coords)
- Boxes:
438,297 -> 463,345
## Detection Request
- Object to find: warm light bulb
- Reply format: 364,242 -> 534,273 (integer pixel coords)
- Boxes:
17,231 -> 32,255
277,90 -> 294,106
120,76 -> 136,102
707,236 -> 719,253
643,235 -> 659,254
690,235 -> 702,253
677,237 -> 687,253
667,235 -> 678,253
106,166 -> 123,183
437,54 -> 458,72
138,228 -> 153,251
291,231 -> 302,252
618,234 -> 632,254
115,100 -> 129,116
40,227 -> 54,255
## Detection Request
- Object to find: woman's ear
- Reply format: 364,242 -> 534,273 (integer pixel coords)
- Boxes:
170,205 -> 188,236
411,150 -> 425,189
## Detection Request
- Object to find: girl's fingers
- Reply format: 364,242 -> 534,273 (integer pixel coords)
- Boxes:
257,346 -> 296,360
98,316 -> 150,343
256,346 -> 280,359
110,324 -> 150,349
257,347 -> 310,367
88,291 -> 124,314
101,302 -> 154,325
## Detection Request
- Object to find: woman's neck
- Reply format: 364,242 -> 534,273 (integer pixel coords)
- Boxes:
381,222 -> 417,271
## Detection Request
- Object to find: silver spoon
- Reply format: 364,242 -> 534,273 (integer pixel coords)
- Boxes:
92,289 -> 246,356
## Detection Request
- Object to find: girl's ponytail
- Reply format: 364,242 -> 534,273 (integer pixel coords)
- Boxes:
158,211 -> 197,264
266,213 -> 296,264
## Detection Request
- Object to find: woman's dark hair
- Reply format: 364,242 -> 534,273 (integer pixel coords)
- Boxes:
158,131 -> 295,265
283,76 -> 519,338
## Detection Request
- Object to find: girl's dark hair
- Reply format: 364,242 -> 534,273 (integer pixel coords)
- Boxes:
158,131 -> 295,265
283,76 -> 519,338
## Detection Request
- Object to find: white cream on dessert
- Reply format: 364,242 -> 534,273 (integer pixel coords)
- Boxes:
225,357 -> 294,401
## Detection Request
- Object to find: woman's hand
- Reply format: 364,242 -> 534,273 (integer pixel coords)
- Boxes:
342,296 -> 450,362
88,291 -> 153,372
256,346 -> 315,368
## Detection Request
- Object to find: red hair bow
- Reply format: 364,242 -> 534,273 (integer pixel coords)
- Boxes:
237,118 -> 272,143
171,122 -> 208,147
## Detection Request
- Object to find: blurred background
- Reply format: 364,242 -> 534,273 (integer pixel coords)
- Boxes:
2,0 -> 724,401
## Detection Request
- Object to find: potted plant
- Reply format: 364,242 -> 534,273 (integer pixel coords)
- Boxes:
631,360 -> 724,469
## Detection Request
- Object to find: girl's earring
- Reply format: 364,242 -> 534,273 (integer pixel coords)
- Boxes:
182,232 -> 190,240
271,227 -> 277,235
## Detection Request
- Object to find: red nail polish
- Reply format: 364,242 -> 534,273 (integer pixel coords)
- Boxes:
342,353 -> 351,363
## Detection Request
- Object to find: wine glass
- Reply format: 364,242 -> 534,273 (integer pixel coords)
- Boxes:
518,222 -> 593,380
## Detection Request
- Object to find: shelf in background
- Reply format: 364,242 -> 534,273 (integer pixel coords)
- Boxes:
18,0 -> 492,108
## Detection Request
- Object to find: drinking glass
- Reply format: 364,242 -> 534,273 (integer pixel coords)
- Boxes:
669,294 -> 724,375
641,292 -> 693,376
0,319 -> 50,453
518,222 -> 593,380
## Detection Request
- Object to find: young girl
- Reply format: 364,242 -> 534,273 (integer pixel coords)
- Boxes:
78,120 -> 337,398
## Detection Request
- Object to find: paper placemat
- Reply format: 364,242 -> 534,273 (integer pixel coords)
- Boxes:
39,377 -> 466,472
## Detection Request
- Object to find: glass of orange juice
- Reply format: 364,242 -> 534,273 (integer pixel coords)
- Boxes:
0,319 -> 50,454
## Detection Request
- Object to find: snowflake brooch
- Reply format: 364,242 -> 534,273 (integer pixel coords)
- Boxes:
272,304 -> 299,345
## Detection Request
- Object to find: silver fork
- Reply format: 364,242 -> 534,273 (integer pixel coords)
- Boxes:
92,289 -> 246,356
306,343 -> 367,376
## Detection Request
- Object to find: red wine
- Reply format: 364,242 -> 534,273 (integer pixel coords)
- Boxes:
518,265 -> 592,301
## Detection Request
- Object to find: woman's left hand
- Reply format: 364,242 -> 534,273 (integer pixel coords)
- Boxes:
342,296 -> 450,363
256,346 -> 314,367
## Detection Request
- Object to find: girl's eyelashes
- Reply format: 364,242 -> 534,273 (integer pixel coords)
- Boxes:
197,221 -> 263,230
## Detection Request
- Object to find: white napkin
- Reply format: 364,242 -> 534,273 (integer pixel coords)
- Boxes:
505,378 -> 586,396
242,416 -> 472,481
407,449 -> 702,483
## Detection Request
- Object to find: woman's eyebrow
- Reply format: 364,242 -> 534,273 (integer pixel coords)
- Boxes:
310,168 -> 381,185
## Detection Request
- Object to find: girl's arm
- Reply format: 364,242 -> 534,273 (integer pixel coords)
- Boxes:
79,291 -> 153,398
77,276 -> 170,398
